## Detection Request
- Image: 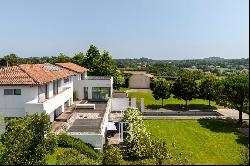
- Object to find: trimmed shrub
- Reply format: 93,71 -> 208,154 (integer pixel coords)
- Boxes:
57,134 -> 100,159
102,145 -> 124,165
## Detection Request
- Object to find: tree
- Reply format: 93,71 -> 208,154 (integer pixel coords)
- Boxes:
102,145 -> 124,165
152,78 -> 172,107
93,51 -> 118,76
54,53 -> 71,63
171,71 -> 198,109
1,54 -> 19,66
217,73 -> 249,125
0,113 -> 57,165
71,52 -> 85,66
113,73 -> 125,90
198,74 -> 218,108
83,45 -> 101,74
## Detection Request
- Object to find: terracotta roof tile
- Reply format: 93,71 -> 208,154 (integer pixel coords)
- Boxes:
56,63 -> 88,73
0,63 -> 78,85
0,66 -> 36,85
19,64 -> 76,84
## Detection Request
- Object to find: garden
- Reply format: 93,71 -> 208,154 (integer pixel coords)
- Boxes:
128,92 -> 223,110
145,119 -> 249,165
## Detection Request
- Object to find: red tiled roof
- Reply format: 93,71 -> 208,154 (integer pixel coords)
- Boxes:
0,63 -> 77,85
56,63 -> 88,73
0,66 -> 36,85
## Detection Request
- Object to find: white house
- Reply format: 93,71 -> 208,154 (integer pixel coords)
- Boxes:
0,63 -> 113,122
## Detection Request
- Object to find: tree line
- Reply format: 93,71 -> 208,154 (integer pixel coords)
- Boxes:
151,71 -> 249,124
0,45 -> 125,90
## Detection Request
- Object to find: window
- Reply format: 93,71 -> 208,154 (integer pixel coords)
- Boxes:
14,89 -> 21,95
64,78 -> 69,83
4,89 -> 14,95
45,84 -> 49,99
92,87 -> 110,101
4,89 -> 21,95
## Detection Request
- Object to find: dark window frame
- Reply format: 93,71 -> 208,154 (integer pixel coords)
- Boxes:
14,89 -> 21,95
4,89 -> 14,95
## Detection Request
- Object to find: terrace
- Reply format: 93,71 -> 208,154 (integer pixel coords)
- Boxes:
67,101 -> 108,133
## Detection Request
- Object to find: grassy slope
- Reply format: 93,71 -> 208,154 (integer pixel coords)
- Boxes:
145,120 -> 249,165
46,147 -> 67,165
128,92 -> 223,110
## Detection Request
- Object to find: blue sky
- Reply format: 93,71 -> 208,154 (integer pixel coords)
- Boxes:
0,0 -> 249,60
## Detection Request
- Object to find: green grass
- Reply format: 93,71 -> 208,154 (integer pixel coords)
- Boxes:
45,147 -> 68,165
145,120 -> 249,165
114,87 -> 129,92
128,92 -> 223,110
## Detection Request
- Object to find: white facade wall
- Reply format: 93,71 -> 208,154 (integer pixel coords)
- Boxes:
0,86 -> 38,117
25,80 -> 73,122
0,76 -> 74,121
111,98 -> 130,112
74,77 -> 113,100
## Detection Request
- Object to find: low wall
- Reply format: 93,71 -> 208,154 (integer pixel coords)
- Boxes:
142,110 -> 221,116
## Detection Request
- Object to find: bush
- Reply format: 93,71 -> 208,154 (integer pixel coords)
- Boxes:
150,138 -> 170,165
57,134 -> 100,159
73,90 -> 77,101
56,148 -> 99,165
102,145 -> 124,165
127,158 -> 157,165
0,113 -> 56,165
124,107 -> 152,159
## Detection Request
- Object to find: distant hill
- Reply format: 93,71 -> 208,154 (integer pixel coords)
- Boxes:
203,57 -> 225,61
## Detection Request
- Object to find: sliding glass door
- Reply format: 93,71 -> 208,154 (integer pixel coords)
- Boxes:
92,87 -> 110,101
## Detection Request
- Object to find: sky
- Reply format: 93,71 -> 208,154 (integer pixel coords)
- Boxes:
0,0 -> 249,60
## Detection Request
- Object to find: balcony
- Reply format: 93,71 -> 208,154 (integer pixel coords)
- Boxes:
25,87 -> 73,116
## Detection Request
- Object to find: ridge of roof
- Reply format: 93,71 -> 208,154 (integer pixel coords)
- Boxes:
17,65 -> 39,85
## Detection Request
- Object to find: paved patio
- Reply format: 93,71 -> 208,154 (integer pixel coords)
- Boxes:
67,101 -> 107,133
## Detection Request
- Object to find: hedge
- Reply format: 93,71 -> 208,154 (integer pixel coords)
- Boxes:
57,134 -> 100,159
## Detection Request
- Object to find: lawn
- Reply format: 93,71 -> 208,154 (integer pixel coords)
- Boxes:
128,92 -> 223,110
145,120 -> 249,165
114,87 -> 129,93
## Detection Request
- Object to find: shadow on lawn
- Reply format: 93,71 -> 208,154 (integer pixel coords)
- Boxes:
146,104 -> 217,111
198,119 -> 249,147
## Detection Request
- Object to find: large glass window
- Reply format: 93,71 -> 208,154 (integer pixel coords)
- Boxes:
92,87 -> 110,101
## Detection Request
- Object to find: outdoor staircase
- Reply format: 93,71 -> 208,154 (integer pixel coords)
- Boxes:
119,142 -> 129,159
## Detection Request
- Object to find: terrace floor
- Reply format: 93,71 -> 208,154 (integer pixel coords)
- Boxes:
67,101 -> 107,133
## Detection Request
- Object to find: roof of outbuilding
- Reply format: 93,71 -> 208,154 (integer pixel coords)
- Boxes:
56,63 -> 88,73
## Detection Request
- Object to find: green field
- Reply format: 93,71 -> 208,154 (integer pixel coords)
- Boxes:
128,92 -> 223,110
145,120 -> 249,165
